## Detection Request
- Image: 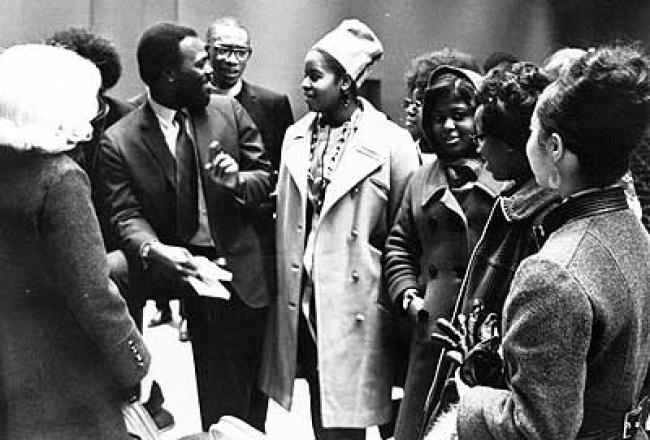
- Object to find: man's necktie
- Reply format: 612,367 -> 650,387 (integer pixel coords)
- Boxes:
174,111 -> 199,241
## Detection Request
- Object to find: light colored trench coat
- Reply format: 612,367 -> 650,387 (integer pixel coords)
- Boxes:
259,98 -> 420,428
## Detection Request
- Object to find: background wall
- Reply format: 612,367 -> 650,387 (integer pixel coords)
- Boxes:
1,0 -> 649,125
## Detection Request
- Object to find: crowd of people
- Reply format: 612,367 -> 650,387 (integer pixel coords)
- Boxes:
0,15 -> 649,440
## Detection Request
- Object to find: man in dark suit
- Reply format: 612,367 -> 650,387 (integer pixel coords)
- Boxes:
204,22 -> 292,431
96,22 -> 273,432
206,17 -> 293,173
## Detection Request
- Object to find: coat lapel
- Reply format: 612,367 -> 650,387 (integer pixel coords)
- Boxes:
421,157 -> 467,225
188,106 -> 212,168
139,104 -> 176,186
319,141 -> 383,220
239,81 -> 257,108
283,116 -> 314,204
318,104 -> 385,220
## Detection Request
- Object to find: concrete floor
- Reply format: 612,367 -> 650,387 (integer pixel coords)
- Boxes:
142,300 -> 383,440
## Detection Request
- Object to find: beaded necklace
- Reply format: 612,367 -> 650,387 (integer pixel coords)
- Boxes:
307,105 -> 363,213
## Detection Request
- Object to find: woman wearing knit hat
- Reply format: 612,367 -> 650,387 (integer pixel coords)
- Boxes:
384,64 -> 502,440
260,19 -> 420,439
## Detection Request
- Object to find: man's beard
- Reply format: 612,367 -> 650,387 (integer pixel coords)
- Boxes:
178,87 -> 210,111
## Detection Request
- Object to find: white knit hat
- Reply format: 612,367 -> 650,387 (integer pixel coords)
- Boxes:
311,19 -> 383,87
0,44 -> 100,153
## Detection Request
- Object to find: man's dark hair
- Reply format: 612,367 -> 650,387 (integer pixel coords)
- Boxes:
137,23 -> 197,87
46,27 -> 121,91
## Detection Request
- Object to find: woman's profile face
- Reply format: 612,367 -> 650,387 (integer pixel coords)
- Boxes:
301,50 -> 341,114
429,94 -> 476,158
526,103 -> 554,188
475,106 -> 529,182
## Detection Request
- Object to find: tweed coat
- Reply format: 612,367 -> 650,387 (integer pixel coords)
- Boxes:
259,98 -> 420,427
0,152 -> 150,440
97,94 -> 272,308
457,190 -> 650,440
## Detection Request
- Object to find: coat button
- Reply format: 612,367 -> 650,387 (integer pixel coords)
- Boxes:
297,224 -> 303,232
24,288 -> 35,297
428,264 -> 438,279
288,301 -> 297,310
350,229 -> 358,240
351,270 -> 360,282
291,263 -> 301,271
355,313 -> 365,322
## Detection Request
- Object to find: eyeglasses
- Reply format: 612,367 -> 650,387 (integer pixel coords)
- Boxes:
211,45 -> 251,61
402,97 -> 422,110
470,133 -> 487,144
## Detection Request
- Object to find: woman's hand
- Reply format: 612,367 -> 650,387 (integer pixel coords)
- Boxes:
432,315 -> 469,366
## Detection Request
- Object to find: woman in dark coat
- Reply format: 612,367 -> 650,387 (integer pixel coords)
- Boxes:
451,62 -> 559,387
0,44 -> 150,440
384,65 -> 500,440
417,63 -> 559,437
433,44 -> 650,440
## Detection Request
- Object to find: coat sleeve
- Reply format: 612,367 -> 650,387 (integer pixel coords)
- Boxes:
277,95 -> 294,136
457,257 -> 592,440
230,98 -> 274,204
40,164 -> 150,392
97,132 -> 159,261
384,177 -> 421,305
388,129 -> 420,223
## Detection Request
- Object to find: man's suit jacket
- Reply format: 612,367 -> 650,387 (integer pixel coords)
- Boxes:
97,95 -> 273,308
237,80 -> 293,172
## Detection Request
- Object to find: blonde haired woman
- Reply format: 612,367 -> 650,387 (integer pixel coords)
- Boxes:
0,44 -> 149,439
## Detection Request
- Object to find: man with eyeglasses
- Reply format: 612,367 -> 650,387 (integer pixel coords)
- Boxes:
206,17 -> 293,173
204,17 -> 292,432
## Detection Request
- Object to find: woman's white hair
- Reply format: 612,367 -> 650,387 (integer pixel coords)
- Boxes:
0,44 -> 100,153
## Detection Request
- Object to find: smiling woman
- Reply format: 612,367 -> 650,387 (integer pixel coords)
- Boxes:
260,18 -> 420,440
383,63 -> 501,440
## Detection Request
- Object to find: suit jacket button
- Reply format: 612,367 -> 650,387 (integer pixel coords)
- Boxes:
428,264 -> 438,279
351,270 -> 360,282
